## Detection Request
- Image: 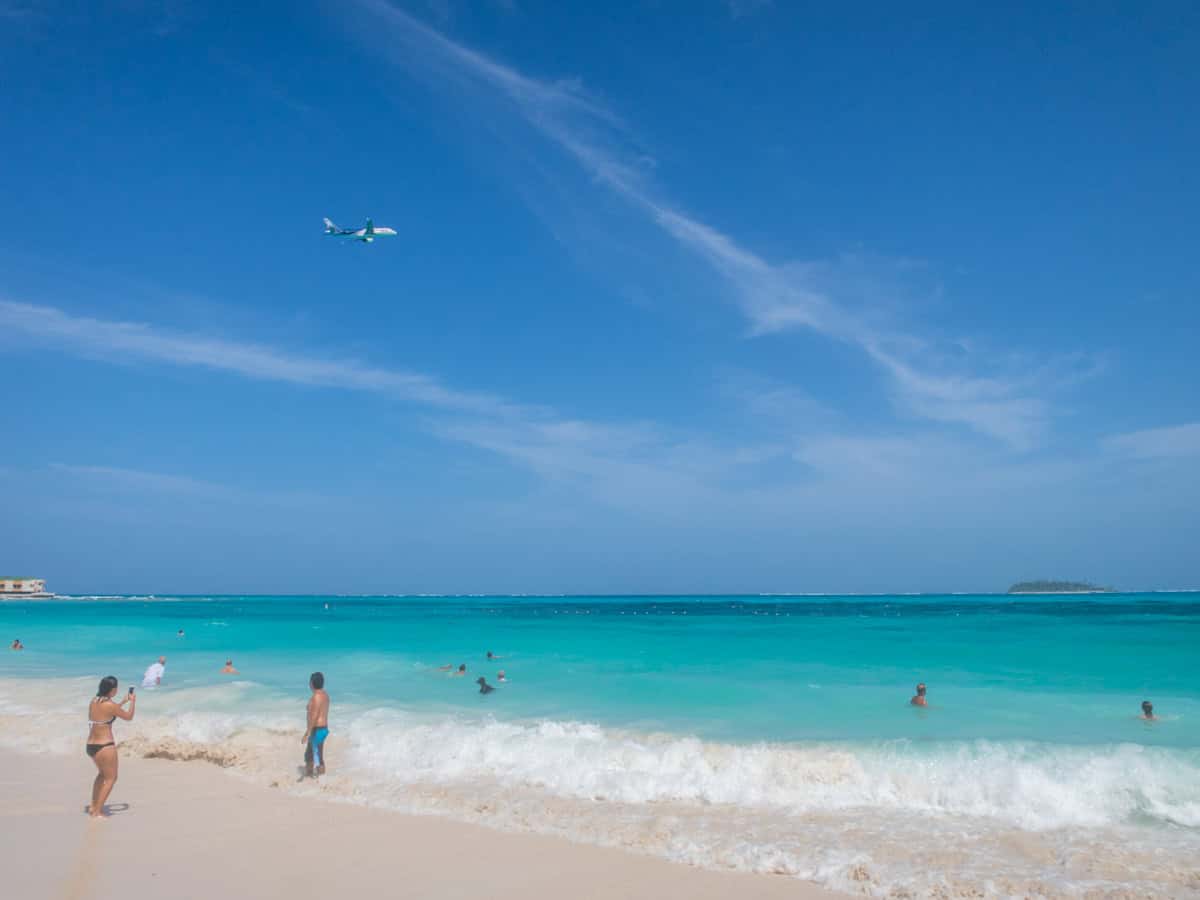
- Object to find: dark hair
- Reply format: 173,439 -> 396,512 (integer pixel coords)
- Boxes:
97,675 -> 119,697
1142,700 -> 1153,711
458,664 -> 466,671
310,671 -> 324,689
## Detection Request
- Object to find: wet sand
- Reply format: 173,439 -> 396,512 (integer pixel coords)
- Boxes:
2,749 -> 842,900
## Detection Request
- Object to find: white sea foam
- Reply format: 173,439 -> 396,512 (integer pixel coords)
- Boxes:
4,677 -> 1198,897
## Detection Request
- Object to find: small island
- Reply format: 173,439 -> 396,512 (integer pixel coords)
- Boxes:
1008,580 -> 1115,594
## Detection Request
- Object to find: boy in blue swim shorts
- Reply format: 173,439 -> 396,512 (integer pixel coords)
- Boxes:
302,671 -> 330,778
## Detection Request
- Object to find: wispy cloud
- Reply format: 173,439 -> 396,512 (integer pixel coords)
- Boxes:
861,342 -> 1047,448
717,370 -> 836,432
0,299 -> 526,418
1104,423 -> 1200,460
3,298 -> 782,510
794,434 -> 944,481
348,0 -> 1060,449
46,463 -> 343,517
49,463 -> 234,497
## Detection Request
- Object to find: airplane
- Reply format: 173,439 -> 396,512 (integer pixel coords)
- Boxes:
323,217 -> 397,243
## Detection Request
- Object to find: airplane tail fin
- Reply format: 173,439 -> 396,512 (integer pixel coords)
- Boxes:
323,217 -> 338,234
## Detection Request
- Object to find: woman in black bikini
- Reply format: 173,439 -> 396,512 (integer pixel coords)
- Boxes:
86,675 -> 135,819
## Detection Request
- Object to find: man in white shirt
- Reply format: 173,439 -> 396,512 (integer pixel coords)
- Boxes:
142,656 -> 167,688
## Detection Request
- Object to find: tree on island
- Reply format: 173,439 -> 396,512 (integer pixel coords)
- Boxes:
1008,580 -> 1115,594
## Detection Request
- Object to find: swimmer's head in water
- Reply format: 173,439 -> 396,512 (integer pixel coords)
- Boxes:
458,664 -> 466,672
1142,700 -> 1154,715
310,671 -> 325,690
97,675 -> 118,698
226,659 -> 233,666
915,683 -> 926,696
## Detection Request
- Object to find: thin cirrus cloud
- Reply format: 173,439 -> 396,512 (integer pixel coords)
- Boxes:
1,298 -> 773,504
46,462 -> 337,509
1103,423 -> 1200,460
0,298 -> 525,418
350,0 -> 1057,450
5,300 -> 1167,523
48,463 -> 236,497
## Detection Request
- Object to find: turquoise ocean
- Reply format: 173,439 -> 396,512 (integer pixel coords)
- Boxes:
2,594 -> 1198,897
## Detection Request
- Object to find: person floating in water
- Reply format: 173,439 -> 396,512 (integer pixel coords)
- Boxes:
177,629 -> 185,637
497,670 -> 507,683
1141,700 -> 1157,720
476,677 -> 495,695
302,672 -> 330,778
10,639 -> 22,651
910,683 -> 928,707
486,651 -> 504,660
220,659 -> 239,675
451,664 -> 467,676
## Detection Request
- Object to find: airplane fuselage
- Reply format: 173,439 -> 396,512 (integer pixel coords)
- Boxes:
323,217 -> 397,243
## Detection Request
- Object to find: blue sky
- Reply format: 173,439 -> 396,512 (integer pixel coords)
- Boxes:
1,0 -> 1197,593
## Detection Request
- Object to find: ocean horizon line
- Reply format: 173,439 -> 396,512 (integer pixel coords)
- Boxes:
34,588 -> 1200,600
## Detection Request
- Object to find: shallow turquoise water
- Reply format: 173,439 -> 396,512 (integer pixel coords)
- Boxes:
2,593 -> 1195,746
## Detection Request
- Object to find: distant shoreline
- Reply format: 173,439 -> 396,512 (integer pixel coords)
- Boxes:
1008,580 -> 1116,595
11,589 -> 1196,602
1006,589 -> 1117,595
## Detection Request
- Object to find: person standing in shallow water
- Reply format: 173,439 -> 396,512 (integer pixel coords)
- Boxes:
86,676 -> 135,818
910,683 -> 928,707
142,655 -> 166,687
302,672 -> 330,778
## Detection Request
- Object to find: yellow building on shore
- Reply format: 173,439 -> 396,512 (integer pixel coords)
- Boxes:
0,577 -> 47,595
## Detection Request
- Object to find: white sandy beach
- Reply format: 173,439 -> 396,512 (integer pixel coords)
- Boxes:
2,749 -> 842,900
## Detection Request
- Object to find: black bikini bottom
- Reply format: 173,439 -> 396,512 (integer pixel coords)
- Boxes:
86,742 -> 115,757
